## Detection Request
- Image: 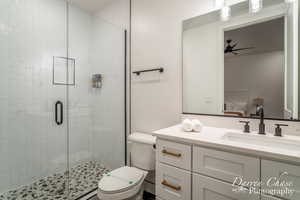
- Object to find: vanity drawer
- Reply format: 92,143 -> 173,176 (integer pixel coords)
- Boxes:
261,194 -> 282,200
156,162 -> 191,200
193,173 -> 259,200
157,139 -> 191,170
261,160 -> 300,200
193,146 -> 259,183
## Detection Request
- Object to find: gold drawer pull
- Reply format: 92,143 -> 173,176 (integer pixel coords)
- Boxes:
161,180 -> 182,191
162,149 -> 182,158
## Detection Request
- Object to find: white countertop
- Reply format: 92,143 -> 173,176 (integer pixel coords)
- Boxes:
153,125 -> 300,164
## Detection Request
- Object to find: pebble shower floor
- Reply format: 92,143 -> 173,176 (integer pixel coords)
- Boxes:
0,161 -> 110,200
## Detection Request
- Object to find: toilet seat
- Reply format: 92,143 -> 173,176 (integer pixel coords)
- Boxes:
98,166 -> 147,200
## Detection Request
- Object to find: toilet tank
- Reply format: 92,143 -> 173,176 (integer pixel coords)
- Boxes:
128,133 -> 156,171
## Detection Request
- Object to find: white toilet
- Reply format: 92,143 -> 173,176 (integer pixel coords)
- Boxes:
97,133 -> 156,200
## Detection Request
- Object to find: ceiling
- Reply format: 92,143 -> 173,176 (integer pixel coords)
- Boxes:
69,0 -> 115,13
225,17 -> 284,57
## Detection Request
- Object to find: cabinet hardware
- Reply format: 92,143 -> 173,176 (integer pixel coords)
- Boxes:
161,180 -> 182,191
162,149 -> 182,158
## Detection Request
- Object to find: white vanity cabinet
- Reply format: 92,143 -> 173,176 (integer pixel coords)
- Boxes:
193,174 -> 259,200
156,139 -> 191,170
155,138 -> 300,200
193,146 -> 260,183
261,195 -> 283,200
156,139 -> 260,200
261,160 -> 300,200
156,162 -> 191,200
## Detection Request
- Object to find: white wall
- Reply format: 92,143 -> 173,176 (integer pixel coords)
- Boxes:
131,0 -> 254,133
131,0 -> 216,133
131,0 -> 300,134
224,51 -> 285,118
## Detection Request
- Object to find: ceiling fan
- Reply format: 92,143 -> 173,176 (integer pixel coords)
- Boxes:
224,39 -> 255,55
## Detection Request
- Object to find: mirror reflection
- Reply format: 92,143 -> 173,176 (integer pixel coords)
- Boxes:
182,0 -> 299,120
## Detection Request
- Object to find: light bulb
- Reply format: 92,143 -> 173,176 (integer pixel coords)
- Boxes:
249,0 -> 263,13
221,6 -> 231,21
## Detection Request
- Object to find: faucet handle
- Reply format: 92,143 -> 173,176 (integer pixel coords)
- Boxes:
274,124 -> 288,137
239,121 -> 250,133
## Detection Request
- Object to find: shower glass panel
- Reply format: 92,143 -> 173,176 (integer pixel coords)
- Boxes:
0,1 -> 127,199
0,0 -> 69,199
67,4 -> 126,198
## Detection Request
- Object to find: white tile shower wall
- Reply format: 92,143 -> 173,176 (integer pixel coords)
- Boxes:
89,15 -> 126,170
94,0 -> 131,145
131,0 -> 247,133
0,0 -> 127,194
0,0 -> 69,192
93,0 -> 130,165
69,0 -> 128,171
68,4 -> 94,167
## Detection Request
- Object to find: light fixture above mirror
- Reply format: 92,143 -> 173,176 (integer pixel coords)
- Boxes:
221,6 -> 231,21
215,0 -> 288,21
215,0 -> 225,8
249,0 -> 263,13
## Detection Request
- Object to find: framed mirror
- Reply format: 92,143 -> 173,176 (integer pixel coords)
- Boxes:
182,0 -> 299,120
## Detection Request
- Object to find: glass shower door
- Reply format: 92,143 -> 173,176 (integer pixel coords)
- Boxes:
0,0 -> 70,199
67,2 -> 126,198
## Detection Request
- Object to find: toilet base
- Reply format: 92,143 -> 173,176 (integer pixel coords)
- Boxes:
126,186 -> 144,200
97,184 -> 144,200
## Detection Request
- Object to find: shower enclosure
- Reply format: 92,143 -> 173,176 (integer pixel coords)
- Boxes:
0,0 -> 127,199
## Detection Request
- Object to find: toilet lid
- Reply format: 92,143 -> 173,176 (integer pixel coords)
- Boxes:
98,166 -> 145,194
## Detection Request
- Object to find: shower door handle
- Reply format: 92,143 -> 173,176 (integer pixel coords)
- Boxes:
55,101 -> 63,125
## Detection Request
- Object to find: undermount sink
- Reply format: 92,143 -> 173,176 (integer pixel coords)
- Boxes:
222,131 -> 300,152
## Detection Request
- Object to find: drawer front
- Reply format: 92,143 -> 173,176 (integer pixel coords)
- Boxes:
157,139 -> 191,170
193,146 -> 259,183
261,160 -> 300,200
156,162 -> 191,200
193,173 -> 259,200
261,194 -> 282,200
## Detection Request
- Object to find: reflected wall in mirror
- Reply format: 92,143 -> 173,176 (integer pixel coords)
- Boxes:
182,0 -> 299,120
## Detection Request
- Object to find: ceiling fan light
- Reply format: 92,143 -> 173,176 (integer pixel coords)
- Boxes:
249,0 -> 263,13
220,6 -> 231,21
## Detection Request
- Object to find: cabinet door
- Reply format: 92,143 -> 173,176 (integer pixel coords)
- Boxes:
193,173 -> 259,200
193,146 -> 260,184
156,162 -> 191,200
261,160 -> 300,200
157,139 -> 191,170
